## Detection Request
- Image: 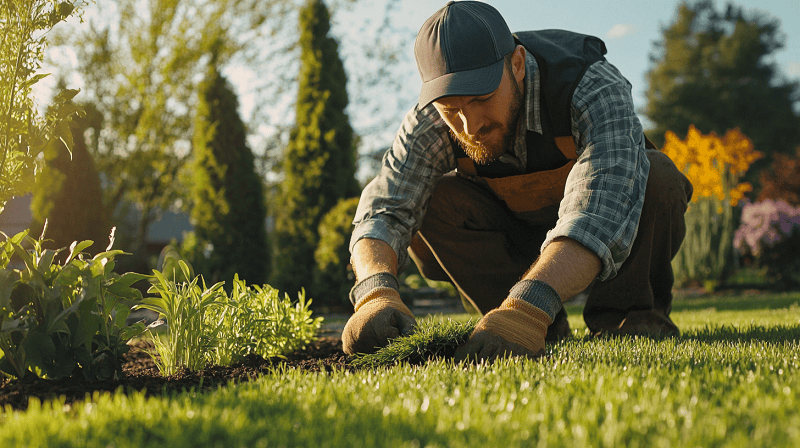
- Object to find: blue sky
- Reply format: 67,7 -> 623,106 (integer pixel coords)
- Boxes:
379,0 -> 799,124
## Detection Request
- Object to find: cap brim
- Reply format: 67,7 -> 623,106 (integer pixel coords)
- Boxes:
418,58 -> 505,108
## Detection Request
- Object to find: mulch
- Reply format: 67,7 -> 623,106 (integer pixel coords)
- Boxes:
0,337 -> 350,412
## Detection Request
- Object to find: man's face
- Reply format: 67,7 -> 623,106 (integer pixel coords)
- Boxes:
433,63 -> 524,165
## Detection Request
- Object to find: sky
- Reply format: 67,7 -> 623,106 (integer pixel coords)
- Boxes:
363,0 -> 800,128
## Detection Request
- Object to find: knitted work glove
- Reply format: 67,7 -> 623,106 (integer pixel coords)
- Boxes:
342,274 -> 416,355
454,280 -> 559,362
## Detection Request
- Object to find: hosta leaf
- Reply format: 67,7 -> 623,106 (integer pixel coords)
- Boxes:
111,272 -> 150,288
119,321 -> 146,341
104,281 -> 142,302
111,303 -> 132,329
66,240 -> 93,264
92,250 -> 127,263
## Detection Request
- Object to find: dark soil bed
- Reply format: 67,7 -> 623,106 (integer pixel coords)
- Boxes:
0,337 -> 349,412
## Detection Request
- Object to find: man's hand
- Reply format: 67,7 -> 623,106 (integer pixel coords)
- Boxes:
454,298 -> 551,362
342,288 -> 416,355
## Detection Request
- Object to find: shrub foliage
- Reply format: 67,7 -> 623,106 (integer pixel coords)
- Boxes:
272,0 -> 359,296
189,58 -> 270,286
0,0 -> 83,212
0,228 -> 147,380
313,196 -> 359,306
136,261 -> 323,375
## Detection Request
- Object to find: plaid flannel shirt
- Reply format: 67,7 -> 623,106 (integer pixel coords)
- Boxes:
350,56 -> 650,282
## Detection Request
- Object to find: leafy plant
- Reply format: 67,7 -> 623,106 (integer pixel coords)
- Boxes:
135,261 -> 225,376
245,285 -> 322,359
190,58 -> 270,287
137,263 -> 323,373
351,318 -> 476,368
205,276 -> 323,366
0,226 -> 147,380
733,199 -> 800,287
0,0 -> 84,212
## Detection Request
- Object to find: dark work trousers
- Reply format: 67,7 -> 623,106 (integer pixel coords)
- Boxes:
408,150 -> 694,337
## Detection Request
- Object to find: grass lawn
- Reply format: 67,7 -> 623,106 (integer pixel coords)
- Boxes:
2,292 -> 799,447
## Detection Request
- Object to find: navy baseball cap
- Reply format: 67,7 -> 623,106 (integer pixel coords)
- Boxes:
415,1 -> 515,108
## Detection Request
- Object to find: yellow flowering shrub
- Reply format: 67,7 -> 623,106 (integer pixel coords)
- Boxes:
662,126 -> 762,289
661,125 -> 762,206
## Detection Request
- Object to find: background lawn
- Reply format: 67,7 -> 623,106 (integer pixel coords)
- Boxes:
1,292 -> 799,447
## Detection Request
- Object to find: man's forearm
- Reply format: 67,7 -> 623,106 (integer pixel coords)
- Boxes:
351,238 -> 398,282
522,237 -> 602,302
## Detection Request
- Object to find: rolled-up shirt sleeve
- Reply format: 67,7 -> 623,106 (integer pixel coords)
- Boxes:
542,61 -> 650,281
350,104 -> 457,270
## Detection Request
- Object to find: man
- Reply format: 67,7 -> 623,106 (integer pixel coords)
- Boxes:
342,1 -> 693,360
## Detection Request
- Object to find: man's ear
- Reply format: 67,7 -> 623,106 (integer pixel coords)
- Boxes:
512,45 -> 526,83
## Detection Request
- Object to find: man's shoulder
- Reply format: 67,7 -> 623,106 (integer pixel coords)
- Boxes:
513,29 -> 606,57
398,103 -> 449,140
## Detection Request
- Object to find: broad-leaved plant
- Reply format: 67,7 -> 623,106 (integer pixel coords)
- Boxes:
0,225 -> 147,380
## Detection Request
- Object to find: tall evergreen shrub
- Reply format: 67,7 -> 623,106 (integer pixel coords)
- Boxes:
189,58 -> 270,285
30,108 -> 109,258
273,0 -> 359,296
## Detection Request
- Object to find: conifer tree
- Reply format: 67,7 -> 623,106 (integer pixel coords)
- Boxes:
189,57 -> 270,285
272,0 -> 359,296
645,0 -> 800,180
30,105 -> 110,258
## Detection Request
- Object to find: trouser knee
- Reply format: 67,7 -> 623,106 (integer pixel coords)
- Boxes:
644,150 -> 693,208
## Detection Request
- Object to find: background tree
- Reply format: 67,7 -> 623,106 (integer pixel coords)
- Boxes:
644,0 -> 800,182
29,100 -> 109,257
51,0 -> 293,272
0,0 -> 82,212
272,0 -> 359,297
187,55 -> 270,286
313,196 -> 359,307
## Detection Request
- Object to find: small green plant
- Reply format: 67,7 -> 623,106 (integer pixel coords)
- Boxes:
0,226 -> 147,380
205,277 -> 323,366
351,318 -> 476,368
134,261 -> 225,376
137,263 -> 324,374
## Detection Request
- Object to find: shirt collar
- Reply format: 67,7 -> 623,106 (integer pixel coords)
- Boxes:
505,53 -> 542,168
524,53 -> 542,135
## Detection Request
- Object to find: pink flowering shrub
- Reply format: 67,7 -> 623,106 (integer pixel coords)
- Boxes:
733,199 -> 800,286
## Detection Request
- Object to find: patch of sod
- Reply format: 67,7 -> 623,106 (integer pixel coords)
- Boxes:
351,317 -> 477,368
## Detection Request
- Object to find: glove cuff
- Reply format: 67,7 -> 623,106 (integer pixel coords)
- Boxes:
353,288 -> 414,319
508,279 -> 562,320
474,298 -> 552,353
349,272 -> 400,307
